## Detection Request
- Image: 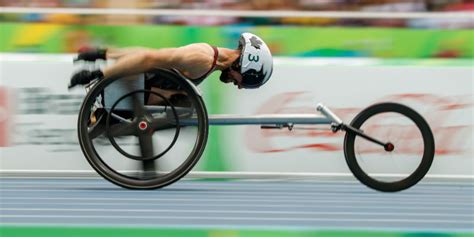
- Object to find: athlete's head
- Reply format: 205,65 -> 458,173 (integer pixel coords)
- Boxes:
220,33 -> 273,89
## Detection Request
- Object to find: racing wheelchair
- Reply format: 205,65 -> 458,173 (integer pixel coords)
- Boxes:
77,69 -> 435,192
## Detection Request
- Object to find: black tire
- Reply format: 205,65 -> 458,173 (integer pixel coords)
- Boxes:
343,102 -> 435,192
77,69 -> 209,189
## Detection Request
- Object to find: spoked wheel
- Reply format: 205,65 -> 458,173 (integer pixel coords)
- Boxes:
343,103 -> 435,192
78,69 -> 209,189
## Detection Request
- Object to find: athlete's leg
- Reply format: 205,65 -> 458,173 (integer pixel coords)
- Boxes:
106,47 -> 150,60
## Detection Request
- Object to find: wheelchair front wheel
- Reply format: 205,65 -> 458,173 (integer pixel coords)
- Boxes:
344,102 -> 435,192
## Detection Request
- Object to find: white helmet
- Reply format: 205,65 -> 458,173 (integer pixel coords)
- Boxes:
237,33 -> 273,89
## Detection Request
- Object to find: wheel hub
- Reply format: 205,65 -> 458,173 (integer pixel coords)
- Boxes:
385,143 -> 395,152
138,121 -> 148,131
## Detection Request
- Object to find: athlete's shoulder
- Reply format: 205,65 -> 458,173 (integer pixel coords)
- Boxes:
178,43 -> 213,53
171,43 -> 215,79
176,43 -> 214,63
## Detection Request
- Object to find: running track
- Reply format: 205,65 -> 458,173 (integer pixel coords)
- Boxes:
0,177 -> 473,236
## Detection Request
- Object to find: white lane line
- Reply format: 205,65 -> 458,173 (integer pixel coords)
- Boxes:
1,215 -> 473,224
1,188 -> 468,196
0,183 -> 372,188
0,195 -> 470,204
1,177 -> 471,184
1,179 -> 471,187
2,202 -> 470,211
1,189 -> 471,200
2,170 -> 473,180
0,184 -> 377,190
1,197 -> 473,207
1,192 -> 471,203
0,181 -> 366,187
1,183 -> 471,193
0,189 -> 469,199
1,184 -> 471,193
1,208 -> 472,218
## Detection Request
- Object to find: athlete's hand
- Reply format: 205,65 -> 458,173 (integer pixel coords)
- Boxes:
68,70 -> 104,89
74,47 -> 107,62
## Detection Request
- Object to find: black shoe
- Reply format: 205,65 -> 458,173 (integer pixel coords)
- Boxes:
74,47 -> 107,62
68,70 -> 104,89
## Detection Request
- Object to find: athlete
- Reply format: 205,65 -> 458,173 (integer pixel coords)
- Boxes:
68,32 -> 273,90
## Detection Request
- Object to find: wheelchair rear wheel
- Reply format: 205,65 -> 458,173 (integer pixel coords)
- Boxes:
77,69 -> 209,189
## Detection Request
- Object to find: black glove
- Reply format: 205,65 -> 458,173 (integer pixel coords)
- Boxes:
74,48 -> 107,62
68,70 -> 104,89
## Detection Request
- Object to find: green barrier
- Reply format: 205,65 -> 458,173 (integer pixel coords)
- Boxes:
199,73 -> 228,172
0,23 -> 472,58
1,226 -> 471,237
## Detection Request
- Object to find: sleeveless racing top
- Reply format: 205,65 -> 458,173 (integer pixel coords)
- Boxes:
189,45 -> 218,85
144,45 -> 218,93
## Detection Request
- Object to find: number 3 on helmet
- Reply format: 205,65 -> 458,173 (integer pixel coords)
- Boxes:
238,33 -> 273,89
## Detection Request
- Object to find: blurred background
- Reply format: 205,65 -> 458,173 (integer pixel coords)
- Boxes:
0,1 -> 473,237
0,0 -> 472,57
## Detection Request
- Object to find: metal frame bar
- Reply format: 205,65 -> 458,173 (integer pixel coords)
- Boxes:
200,114 -> 332,126
109,103 -> 342,127
177,103 -> 340,126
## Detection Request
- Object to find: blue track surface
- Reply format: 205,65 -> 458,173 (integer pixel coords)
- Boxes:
0,178 -> 473,232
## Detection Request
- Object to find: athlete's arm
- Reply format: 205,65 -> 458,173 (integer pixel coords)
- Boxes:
106,47 -> 149,60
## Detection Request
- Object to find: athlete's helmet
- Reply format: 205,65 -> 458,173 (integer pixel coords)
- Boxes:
236,33 -> 273,89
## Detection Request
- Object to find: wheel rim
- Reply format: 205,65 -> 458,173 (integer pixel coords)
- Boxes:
78,69 -> 208,189
344,103 -> 435,192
